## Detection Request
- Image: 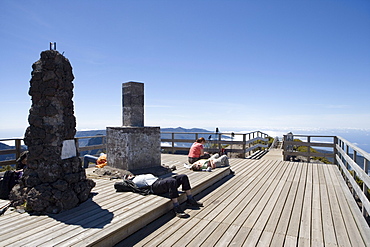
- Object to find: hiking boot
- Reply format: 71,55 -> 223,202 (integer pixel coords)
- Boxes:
186,197 -> 203,207
173,206 -> 189,218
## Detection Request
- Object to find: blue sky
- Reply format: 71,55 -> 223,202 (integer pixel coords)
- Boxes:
1,0 -> 370,139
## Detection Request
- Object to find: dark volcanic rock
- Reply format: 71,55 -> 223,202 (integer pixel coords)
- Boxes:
10,50 -> 95,214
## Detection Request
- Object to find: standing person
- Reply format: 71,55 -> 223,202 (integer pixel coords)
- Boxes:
124,173 -> 203,218
188,137 -> 210,164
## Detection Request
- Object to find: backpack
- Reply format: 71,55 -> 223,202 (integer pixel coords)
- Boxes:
114,179 -> 152,196
0,171 -> 18,200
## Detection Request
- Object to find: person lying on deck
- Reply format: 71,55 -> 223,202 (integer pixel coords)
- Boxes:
190,153 -> 230,171
123,173 -> 203,218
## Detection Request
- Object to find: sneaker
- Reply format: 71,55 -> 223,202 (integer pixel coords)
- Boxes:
186,197 -> 203,207
173,206 -> 189,218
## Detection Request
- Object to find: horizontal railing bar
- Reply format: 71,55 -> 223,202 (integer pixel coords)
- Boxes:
286,134 -> 336,138
0,160 -> 17,166
283,151 -> 335,158
0,138 -> 23,142
161,139 -> 196,143
337,136 -> 370,161
283,141 -> 335,148
160,131 -> 268,135
161,147 -> 189,151
75,135 -> 105,139
0,149 -> 17,155
78,144 -> 105,152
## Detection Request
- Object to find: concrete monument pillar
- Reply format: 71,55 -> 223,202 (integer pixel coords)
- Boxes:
122,82 -> 144,127
106,82 -> 161,171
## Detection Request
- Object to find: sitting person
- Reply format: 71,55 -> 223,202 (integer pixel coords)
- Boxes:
188,137 -> 211,164
16,151 -> 29,171
14,150 -> 29,179
83,153 -> 107,168
124,173 -> 203,218
0,151 -> 28,200
191,153 -> 229,171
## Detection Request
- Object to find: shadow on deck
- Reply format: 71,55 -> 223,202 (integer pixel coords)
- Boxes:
0,154 -> 231,247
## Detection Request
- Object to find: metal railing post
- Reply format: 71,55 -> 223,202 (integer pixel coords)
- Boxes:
15,139 -> 22,160
346,145 -> 349,170
243,134 -> 246,158
334,136 -> 338,166
171,133 -> 175,154
363,159 -> 369,216
307,136 -> 311,163
218,133 -> 221,153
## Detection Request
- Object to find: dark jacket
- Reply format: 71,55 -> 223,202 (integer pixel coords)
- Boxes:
114,179 -> 152,196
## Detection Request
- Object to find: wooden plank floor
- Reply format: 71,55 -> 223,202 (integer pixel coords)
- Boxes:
0,154 -> 231,247
117,158 -> 370,247
1,154 -> 370,247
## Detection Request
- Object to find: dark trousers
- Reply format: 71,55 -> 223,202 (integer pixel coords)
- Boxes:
188,153 -> 210,164
151,174 -> 191,199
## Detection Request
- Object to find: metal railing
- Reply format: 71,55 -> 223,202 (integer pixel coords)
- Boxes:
0,138 -> 24,167
336,136 -> 370,218
283,134 -> 336,162
2,132 -> 368,220
269,136 -> 279,150
0,131 -> 270,168
283,134 -> 370,218
161,131 -> 270,156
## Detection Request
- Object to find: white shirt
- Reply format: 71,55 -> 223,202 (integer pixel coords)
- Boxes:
132,174 -> 158,188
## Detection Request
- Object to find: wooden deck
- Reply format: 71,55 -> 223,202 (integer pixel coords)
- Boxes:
0,154 -> 231,247
117,155 -> 370,247
1,153 -> 370,246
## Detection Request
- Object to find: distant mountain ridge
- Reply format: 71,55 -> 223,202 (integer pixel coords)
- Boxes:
75,127 -> 212,137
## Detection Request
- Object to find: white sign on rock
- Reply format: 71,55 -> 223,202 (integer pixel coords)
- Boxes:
61,139 -> 77,159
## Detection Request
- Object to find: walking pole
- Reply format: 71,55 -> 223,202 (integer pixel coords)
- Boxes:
0,202 -> 11,216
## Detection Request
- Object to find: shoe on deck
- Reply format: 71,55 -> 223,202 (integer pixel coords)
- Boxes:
186,197 -> 203,207
173,206 -> 189,218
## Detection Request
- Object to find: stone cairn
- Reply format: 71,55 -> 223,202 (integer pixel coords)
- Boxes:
10,50 -> 95,214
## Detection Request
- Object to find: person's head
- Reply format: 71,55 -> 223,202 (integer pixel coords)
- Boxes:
16,151 -> 29,165
191,163 -> 202,171
196,137 -> 206,144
